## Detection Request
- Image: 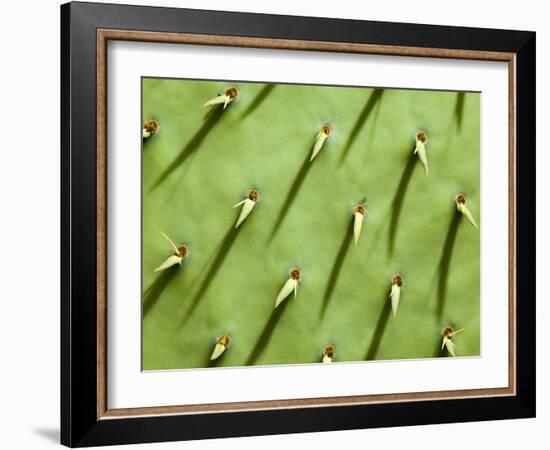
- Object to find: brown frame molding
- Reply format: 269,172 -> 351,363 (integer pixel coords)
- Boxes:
96,29 -> 516,420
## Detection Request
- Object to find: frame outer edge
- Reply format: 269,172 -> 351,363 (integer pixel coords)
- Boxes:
60,2 -> 72,447
63,2 -> 103,447
62,2 -> 535,446
514,32 -> 536,415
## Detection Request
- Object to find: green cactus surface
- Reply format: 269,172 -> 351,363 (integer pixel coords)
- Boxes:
142,78 -> 480,370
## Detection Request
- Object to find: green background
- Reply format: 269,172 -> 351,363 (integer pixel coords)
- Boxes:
142,78 -> 480,370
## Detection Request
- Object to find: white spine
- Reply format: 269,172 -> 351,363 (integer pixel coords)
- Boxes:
390,284 -> 401,316
153,254 -> 182,273
353,212 -> 364,247
203,95 -> 228,108
444,338 -> 457,357
234,198 -> 256,228
458,203 -> 478,229
210,343 -> 226,360
275,278 -> 297,308
415,141 -> 429,175
159,230 -> 180,254
310,131 -> 328,161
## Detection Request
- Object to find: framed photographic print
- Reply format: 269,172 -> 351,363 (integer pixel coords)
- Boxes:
61,1 -> 536,447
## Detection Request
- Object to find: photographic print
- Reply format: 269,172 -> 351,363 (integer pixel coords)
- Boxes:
141,78 -> 480,370
62,5 -> 534,444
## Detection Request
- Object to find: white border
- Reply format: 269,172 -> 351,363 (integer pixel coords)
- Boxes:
107,41 -> 509,409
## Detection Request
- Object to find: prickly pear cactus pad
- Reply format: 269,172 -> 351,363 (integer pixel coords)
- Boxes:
142,78 -> 480,370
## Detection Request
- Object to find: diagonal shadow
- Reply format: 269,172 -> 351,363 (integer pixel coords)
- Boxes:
34,428 -> 59,443
365,295 -> 392,360
246,300 -> 290,365
436,212 -> 461,320
142,135 -> 157,147
340,89 -> 384,163
143,267 -> 178,317
268,151 -> 314,241
320,217 -> 354,318
180,225 -> 242,325
150,107 -> 224,190
455,92 -> 465,130
433,339 -> 446,357
206,357 -> 222,368
388,154 -> 418,256
241,84 -> 276,119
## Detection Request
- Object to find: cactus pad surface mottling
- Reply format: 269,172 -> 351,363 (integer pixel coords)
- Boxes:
142,78 -> 480,370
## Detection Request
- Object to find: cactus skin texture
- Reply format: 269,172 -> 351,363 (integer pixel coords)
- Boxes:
142,79 -> 480,370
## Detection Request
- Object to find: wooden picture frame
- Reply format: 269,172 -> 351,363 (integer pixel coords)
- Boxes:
61,1 -> 535,447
